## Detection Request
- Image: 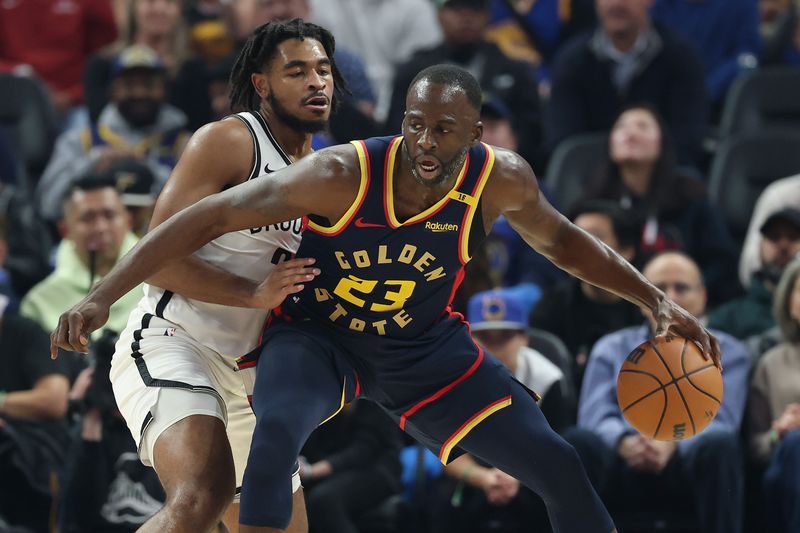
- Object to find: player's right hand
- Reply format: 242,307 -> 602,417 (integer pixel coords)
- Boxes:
50,298 -> 111,358
251,257 -> 320,310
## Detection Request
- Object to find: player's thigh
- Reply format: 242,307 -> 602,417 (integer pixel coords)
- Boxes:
111,312 -> 231,469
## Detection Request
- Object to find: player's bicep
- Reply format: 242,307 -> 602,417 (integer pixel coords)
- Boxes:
150,121 -> 252,228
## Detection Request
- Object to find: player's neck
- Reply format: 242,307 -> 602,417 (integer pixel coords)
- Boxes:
258,109 -> 314,160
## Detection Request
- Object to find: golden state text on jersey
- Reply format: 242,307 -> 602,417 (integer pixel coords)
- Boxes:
283,136 -> 494,339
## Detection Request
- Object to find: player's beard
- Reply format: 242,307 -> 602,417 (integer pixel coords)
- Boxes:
403,142 -> 469,188
267,92 -> 327,134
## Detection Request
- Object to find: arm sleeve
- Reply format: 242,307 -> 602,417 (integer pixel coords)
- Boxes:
578,333 -> 632,449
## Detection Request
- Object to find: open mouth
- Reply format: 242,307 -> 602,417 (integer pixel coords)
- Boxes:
303,95 -> 329,112
415,156 -> 441,180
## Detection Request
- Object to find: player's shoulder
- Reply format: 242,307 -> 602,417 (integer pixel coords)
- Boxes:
482,145 -> 538,204
193,114 -> 254,146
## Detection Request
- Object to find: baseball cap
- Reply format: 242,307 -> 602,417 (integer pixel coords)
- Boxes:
760,207 -> 800,236
102,159 -> 157,207
468,289 -> 527,332
111,45 -> 166,78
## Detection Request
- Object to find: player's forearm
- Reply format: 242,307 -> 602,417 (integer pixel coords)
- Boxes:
146,256 -> 259,308
91,196 -> 230,308
543,223 -> 663,314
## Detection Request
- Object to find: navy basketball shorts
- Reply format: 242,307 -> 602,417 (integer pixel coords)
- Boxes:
238,315 -> 614,532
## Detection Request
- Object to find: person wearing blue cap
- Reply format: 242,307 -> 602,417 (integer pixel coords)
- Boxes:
36,45 -> 191,224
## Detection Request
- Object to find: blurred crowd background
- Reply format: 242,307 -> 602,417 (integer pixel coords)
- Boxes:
1,0 -> 800,532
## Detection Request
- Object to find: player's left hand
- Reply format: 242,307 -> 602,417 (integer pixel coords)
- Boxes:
652,296 -> 722,371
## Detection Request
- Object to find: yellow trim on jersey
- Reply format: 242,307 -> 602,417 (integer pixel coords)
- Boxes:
385,137 -> 468,227
439,396 -> 512,464
306,141 -> 370,234
319,377 -> 347,426
447,189 -> 478,206
460,143 -> 496,263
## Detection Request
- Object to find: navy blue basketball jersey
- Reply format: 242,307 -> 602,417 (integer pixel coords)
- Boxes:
283,135 -> 495,339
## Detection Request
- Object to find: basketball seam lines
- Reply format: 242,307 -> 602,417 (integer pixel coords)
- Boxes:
651,340 -> 696,436
681,345 -> 723,406
619,364 -> 716,413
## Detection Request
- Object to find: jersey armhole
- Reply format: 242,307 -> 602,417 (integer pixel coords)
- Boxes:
305,141 -> 370,235
229,115 -> 260,181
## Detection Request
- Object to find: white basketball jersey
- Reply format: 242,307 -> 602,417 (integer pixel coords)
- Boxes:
139,111 -> 302,358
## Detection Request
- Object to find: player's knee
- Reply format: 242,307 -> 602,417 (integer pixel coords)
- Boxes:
168,476 -> 235,528
249,415 -> 303,478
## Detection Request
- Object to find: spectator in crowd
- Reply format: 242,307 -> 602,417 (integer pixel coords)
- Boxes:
530,200 -> 643,389
83,0 -> 191,124
0,242 -> 71,533
61,330 -> 165,533
0,0 -> 117,127
546,0 -> 707,165
386,0 -> 541,167
739,173 -> 800,288
309,0 -> 443,122
430,288 -> 567,533
570,251 -> 750,533
0,183 -> 54,302
651,0 -> 760,106
748,258 -> 800,533
299,399 -> 402,533
37,45 -> 190,223
484,0 -> 597,83
477,96 -> 564,293
22,176 -> 141,335
582,104 -> 739,304
760,0 -> 800,65
710,208 -> 800,340
101,158 -> 158,238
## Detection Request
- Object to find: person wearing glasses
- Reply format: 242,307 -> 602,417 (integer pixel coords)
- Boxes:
568,251 -> 751,533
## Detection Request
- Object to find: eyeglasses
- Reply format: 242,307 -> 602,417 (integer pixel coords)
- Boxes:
655,282 -> 700,295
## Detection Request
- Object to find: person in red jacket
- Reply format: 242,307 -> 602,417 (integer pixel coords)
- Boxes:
0,0 -> 117,122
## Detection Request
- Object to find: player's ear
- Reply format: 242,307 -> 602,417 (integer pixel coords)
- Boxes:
471,121 -> 483,146
251,72 -> 269,99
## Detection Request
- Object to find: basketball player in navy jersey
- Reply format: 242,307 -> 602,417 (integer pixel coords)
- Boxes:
52,20 -> 345,533
52,65 -> 721,533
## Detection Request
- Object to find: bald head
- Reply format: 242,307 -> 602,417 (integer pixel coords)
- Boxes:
643,252 -> 707,317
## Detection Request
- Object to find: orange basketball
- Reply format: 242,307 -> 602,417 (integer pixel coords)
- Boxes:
617,336 -> 723,441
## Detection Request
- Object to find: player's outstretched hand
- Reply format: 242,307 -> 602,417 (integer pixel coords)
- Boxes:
252,257 -> 320,310
652,296 -> 722,371
50,298 -> 111,358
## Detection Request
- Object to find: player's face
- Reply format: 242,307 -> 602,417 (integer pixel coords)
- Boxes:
644,255 -> 707,318
402,81 -> 482,187
257,38 -> 333,133
63,188 -> 131,264
610,108 -> 662,167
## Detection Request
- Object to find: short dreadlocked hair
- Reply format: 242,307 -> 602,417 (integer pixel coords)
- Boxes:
229,19 -> 348,112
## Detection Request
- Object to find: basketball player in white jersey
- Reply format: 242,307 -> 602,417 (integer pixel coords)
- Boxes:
102,20 -> 345,533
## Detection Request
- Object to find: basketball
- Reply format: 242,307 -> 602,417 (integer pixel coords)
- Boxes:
617,336 -> 723,441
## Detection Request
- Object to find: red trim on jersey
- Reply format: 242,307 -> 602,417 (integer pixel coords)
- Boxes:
354,375 -> 361,397
446,267 -> 466,308
383,138 -> 400,229
398,344 -> 485,431
305,140 -> 371,237
457,149 -> 491,265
